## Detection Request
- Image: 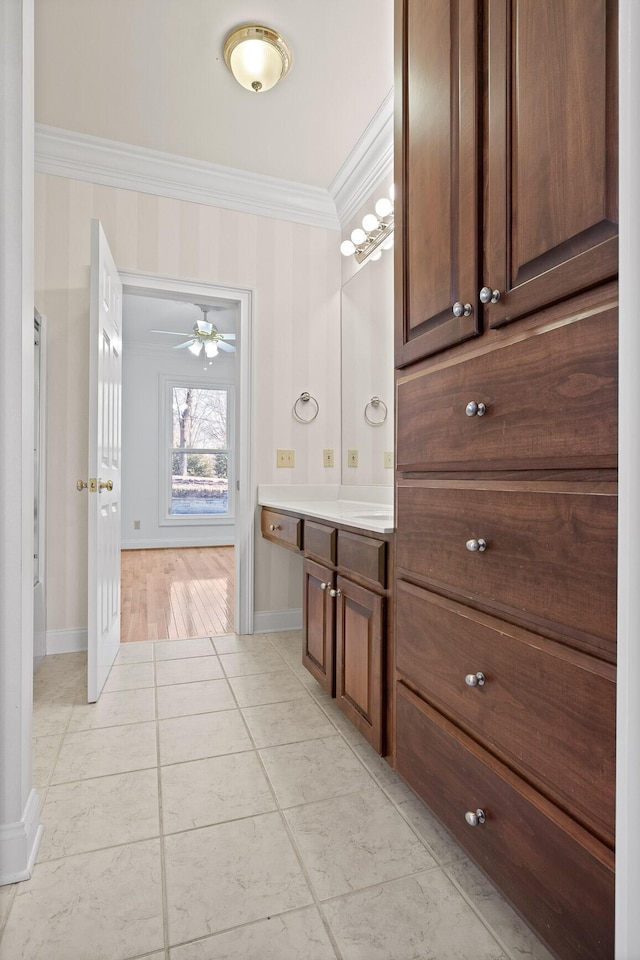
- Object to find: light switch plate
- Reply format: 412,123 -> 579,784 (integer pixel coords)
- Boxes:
323,449 -> 334,467
347,449 -> 359,468
277,449 -> 295,468
384,451 -> 394,469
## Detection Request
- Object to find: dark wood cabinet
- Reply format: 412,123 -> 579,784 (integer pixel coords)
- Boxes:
394,0 -> 480,366
262,507 -> 393,755
394,2 -> 617,957
302,558 -> 335,695
483,0 -> 618,329
335,576 -> 385,753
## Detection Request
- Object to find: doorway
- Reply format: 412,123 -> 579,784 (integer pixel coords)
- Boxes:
118,271 -> 255,640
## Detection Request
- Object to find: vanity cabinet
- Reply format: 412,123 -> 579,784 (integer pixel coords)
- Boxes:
261,506 -> 393,755
394,2 -> 618,957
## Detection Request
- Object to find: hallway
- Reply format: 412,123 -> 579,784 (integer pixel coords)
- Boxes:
0,635 -> 552,960
121,547 -> 234,641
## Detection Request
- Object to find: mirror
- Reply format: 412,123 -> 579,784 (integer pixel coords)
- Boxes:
341,252 -> 394,484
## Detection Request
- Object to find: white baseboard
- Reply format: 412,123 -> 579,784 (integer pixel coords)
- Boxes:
46,627 -> 87,654
121,537 -> 234,549
253,609 -> 303,634
0,789 -> 43,886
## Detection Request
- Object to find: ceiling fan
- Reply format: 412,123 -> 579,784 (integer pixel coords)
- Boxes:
151,304 -> 236,359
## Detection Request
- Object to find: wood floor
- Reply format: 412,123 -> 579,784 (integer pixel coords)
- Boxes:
120,546 -> 234,642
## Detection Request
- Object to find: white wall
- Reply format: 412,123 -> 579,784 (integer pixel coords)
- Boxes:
121,324 -> 236,549
34,173 -> 342,633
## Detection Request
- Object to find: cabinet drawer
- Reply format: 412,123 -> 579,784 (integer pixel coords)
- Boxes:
304,521 -> 336,564
396,581 -> 616,845
261,508 -> 302,553
397,309 -> 617,471
337,531 -> 386,588
396,481 -> 617,660
396,687 -> 614,960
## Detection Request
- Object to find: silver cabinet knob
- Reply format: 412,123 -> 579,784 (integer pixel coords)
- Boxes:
320,581 -> 329,591
452,301 -> 473,318
465,672 -> 486,687
269,523 -> 281,532
329,588 -> 342,598
480,286 -> 501,304
466,538 -> 487,552
465,401 -> 486,417
464,809 -> 486,827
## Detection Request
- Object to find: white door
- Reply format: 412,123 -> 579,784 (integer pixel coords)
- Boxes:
87,220 -> 122,702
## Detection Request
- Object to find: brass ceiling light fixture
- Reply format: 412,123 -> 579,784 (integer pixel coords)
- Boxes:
223,24 -> 292,93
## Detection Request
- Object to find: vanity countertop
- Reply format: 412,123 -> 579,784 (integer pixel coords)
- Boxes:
258,485 -> 394,535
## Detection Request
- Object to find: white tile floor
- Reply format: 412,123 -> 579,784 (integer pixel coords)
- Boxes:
0,632 -> 555,960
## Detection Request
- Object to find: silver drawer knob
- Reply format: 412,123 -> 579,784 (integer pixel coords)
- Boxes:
479,286 -> 501,304
465,672 -> 486,687
329,588 -> 342,598
465,809 -> 486,827
453,301 -> 473,318
269,523 -> 281,532
465,401 -> 486,417
466,538 -> 487,553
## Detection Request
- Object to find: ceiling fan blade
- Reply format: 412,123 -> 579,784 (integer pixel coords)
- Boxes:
217,341 -> 236,353
174,339 -> 197,349
196,319 -> 213,334
219,333 -> 236,340
150,330 -> 191,336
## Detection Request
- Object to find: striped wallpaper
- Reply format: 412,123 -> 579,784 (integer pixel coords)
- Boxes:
35,173 -> 342,631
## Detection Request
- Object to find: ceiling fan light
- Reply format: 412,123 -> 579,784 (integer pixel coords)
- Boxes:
204,341 -> 219,359
188,341 -> 203,356
224,25 -> 292,93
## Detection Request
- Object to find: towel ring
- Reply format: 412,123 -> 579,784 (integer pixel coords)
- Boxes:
293,391 -> 319,423
364,396 -> 388,426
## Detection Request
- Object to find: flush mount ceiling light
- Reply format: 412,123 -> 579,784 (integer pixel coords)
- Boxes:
223,25 -> 292,93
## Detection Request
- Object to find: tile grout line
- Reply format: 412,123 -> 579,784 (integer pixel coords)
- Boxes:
152,642 -> 172,959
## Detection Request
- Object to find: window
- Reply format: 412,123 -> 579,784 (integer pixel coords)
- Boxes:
162,381 -> 234,523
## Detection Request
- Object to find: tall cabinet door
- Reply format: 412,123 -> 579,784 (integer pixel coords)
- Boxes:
483,0 -> 618,329
395,0 -> 480,367
303,558 -> 335,695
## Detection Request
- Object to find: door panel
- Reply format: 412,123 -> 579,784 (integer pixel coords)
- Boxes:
88,221 -> 122,702
483,0 -> 618,327
302,558 -> 335,694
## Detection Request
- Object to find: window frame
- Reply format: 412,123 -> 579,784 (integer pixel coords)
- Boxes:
158,374 -> 235,527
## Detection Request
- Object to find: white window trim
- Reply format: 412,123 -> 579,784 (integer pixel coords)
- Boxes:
158,373 -> 236,527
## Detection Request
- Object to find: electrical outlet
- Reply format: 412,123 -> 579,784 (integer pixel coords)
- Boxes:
384,451 -> 394,469
323,449 -> 334,468
277,448 -> 295,468
134,520 -> 141,530
347,449 -> 359,468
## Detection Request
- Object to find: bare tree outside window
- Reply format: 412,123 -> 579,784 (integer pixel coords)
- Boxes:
170,386 -> 231,515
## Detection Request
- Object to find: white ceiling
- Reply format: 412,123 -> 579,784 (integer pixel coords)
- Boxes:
123,294 -> 237,347
34,0 -> 394,189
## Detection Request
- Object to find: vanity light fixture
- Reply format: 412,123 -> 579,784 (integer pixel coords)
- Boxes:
224,25 -> 292,93
340,186 -> 395,265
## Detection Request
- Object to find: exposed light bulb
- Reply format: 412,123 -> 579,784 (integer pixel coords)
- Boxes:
370,250 -> 383,261
389,183 -> 396,201
381,234 -> 394,251
204,340 -> 219,358
375,197 -> 393,218
340,239 -> 356,256
362,213 -> 379,233
351,228 -> 367,245
188,341 -> 202,356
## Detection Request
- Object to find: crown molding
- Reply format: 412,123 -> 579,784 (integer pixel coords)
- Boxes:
34,124 -> 340,230
328,88 -> 394,227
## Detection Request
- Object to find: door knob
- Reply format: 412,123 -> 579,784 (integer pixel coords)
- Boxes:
452,301 -> 473,317
76,478 -> 97,492
464,809 -> 486,827
479,286 -> 501,304
76,480 -> 88,491
99,479 -> 113,492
